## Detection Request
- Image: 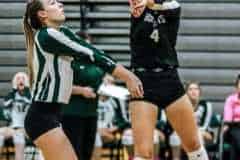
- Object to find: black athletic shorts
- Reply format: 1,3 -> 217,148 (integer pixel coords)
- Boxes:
130,67 -> 185,109
24,102 -> 62,141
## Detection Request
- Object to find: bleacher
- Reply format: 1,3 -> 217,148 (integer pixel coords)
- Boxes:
0,0 -> 240,113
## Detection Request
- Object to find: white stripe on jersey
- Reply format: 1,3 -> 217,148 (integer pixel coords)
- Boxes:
57,57 -> 73,102
46,54 -> 55,102
34,32 -> 50,100
201,102 -> 213,131
31,44 -> 39,99
100,55 -> 116,66
47,28 -> 95,61
3,100 -> 13,107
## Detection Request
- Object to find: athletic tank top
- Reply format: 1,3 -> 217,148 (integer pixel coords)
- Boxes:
130,1 -> 181,68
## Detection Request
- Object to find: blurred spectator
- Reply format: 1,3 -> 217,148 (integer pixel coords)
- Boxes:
98,95 -> 118,143
1,72 -> 31,160
223,74 -> 240,158
92,75 -> 128,160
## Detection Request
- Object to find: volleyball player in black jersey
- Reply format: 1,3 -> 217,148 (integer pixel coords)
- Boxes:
128,0 -> 209,160
22,0 -> 143,160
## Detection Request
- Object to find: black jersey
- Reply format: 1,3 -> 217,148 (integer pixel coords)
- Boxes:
130,1 -> 181,68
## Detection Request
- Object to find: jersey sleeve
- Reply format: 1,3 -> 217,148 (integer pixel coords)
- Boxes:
25,88 -> 32,101
37,28 -> 95,60
3,90 -> 15,108
166,5 -> 181,47
38,27 -> 117,74
92,51 -> 117,74
61,27 -> 117,73
200,102 -> 213,131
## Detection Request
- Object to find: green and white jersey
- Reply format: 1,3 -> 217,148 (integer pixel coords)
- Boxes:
195,100 -> 213,131
97,98 -> 117,128
3,88 -> 31,128
32,26 -> 116,104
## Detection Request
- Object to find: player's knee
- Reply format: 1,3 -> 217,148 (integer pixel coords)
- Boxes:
13,132 -> 25,145
184,136 -> 201,152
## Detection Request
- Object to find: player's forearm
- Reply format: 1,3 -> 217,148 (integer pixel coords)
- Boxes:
111,65 -> 132,83
40,28 -> 95,60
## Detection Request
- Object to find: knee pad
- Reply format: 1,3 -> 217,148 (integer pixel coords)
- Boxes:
0,135 -> 5,147
13,132 -> 25,145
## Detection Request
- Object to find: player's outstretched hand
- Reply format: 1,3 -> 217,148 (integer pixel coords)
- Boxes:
125,72 -> 144,99
129,0 -> 147,17
111,65 -> 144,98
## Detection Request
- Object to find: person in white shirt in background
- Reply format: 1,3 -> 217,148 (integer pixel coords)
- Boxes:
1,72 -> 31,160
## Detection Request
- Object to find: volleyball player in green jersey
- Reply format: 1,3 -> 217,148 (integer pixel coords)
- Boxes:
23,1 -> 143,160
128,0 -> 209,160
61,32 -> 106,160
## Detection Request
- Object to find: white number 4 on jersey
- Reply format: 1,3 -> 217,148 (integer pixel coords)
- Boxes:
150,29 -> 159,43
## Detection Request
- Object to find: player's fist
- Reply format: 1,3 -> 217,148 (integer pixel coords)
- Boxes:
129,0 -> 147,17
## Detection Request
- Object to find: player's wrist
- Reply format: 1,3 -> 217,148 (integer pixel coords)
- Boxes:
112,65 -> 128,82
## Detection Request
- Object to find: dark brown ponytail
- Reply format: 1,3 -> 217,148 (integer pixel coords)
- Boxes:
23,0 -> 43,88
